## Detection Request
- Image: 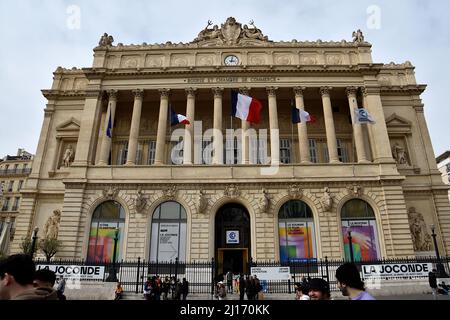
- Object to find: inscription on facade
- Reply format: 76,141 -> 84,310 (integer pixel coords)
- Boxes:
187,76 -> 277,84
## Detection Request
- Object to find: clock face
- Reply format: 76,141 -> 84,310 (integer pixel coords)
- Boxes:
224,55 -> 239,66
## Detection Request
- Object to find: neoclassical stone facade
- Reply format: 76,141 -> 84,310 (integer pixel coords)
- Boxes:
10,18 -> 450,268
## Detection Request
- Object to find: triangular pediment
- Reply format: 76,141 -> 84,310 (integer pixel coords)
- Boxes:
56,118 -> 80,132
385,113 -> 411,128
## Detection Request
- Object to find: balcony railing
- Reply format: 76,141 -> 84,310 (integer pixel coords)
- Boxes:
0,168 -> 31,175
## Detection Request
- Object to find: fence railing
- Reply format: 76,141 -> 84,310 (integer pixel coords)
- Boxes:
35,256 -> 450,294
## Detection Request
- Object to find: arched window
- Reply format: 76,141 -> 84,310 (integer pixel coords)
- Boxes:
150,201 -> 187,262
87,201 -> 125,262
278,200 -> 317,263
341,199 -> 380,261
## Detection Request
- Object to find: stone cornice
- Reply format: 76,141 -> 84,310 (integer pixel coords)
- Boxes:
92,40 -> 372,52
380,85 -> 427,95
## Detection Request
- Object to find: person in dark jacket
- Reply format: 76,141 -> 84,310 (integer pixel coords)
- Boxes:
429,269 -> 438,298
0,254 -> 58,300
239,273 -> 246,300
181,278 -> 189,300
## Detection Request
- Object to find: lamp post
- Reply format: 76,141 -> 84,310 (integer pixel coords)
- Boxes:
106,227 -> 120,282
347,229 -> 355,263
29,226 -> 39,259
430,225 -> 448,278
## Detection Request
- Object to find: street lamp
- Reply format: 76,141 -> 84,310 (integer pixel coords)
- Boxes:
347,229 -> 355,263
430,225 -> 448,278
106,227 -> 120,282
29,226 -> 39,259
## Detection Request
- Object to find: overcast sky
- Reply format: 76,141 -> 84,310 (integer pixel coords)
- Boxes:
1,0 -> 449,158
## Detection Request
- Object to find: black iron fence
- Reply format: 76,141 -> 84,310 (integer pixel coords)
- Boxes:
35,256 -> 450,294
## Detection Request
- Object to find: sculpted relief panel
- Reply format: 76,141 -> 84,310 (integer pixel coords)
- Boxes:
196,54 -> 215,66
171,54 -> 190,67
145,55 -> 164,68
121,55 -> 140,68
248,53 -> 266,65
326,54 -> 343,65
300,54 -> 317,65
274,53 -> 293,65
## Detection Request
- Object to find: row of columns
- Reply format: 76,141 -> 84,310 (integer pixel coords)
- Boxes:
96,87 -> 381,166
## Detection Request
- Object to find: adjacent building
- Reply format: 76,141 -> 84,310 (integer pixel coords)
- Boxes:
0,148 -> 33,254
437,151 -> 450,199
9,18 -> 450,275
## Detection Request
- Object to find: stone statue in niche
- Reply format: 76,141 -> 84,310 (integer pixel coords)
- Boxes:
320,187 -> 333,212
392,143 -> 408,165
261,188 -> 271,213
198,190 -> 208,213
407,207 -> 432,252
43,209 -> 61,239
63,145 -> 75,167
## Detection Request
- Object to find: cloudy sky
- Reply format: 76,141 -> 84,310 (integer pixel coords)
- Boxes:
1,0 -> 449,158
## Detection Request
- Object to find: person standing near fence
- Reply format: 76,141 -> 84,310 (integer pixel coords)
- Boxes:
181,278 -> 189,300
335,263 -> 375,300
429,269 -> 438,299
226,270 -> 233,294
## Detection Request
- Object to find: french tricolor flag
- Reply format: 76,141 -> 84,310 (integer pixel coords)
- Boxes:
170,108 -> 190,126
231,91 -> 263,124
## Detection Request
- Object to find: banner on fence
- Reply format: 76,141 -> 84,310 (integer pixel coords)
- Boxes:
361,262 -> 432,278
250,266 -> 291,281
36,264 -> 105,280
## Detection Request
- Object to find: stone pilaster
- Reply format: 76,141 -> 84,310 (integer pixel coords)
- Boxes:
154,89 -> 170,165
320,87 -> 340,163
267,87 -> 280,165
183,88 -> 196,165
97,90 -> 117,165
212,88 -> 224,165
126,89 -> 144,165
293,87 -> 310,164
346,87 -> 368,163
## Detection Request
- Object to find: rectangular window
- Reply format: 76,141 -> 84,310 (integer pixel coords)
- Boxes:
171,140 -> 184,165
225,137 -> 241,165
309,139 -> 318,163
250,136 -> 258,165
17,180 -> 23,191
2,198 -> 10,211
136,142 -> 143,165
280,139 -> 291,164
14,164 -> 19,173
323,143 -> 330,163
202,140 -> 212,165
147,141 -> 156,165
258,137 -> 269,165
116,141 -> 128,165
337,139 -> 349,163
12,197 -> 20,211
8,181 -> 13,192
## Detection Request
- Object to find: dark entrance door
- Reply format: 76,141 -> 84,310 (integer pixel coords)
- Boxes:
215,203 -> 250,277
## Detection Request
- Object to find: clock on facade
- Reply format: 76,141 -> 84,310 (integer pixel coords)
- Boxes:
224,55 -> 239,66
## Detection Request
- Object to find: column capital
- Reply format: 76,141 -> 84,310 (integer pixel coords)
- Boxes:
346,86 -> 358,98
107,89 -> 118,100
212,87 -> 223,98
293,87 -> 306,97
158,88 -> 170,98
132,89 -> 144,99
185,87 -> 197,97
239,87 -> 251,96
319,87 -> 333,96
266,87 -> 278,97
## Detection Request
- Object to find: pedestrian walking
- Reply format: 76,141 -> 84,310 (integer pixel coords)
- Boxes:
429,269 -> 438,299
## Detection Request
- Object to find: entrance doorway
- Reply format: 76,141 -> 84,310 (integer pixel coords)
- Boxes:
215,203 -> 251,277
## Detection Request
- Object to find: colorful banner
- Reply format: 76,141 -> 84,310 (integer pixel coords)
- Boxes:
279,221 -> 315,262
342,220 -> 380,261
87,224 -> 121,262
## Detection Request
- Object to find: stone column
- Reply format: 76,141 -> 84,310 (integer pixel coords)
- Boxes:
346,87 -> 368,163
364,87 -> 394,163
267,87 -> 280,165
294,87 -> 310,164
183,88 -> 196,165
154,89 -> 170,165
240,88 -> 250,164
320,87 -> 340,163
126,89 -> 144,165
97,90 -> 117,165
212,87 -> 224,165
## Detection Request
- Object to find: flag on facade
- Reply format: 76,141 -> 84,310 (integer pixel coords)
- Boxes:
106,111 -> 113,138
354,108 -> 376,124
291,107 -> 316,124
231,91 -> 263,124
170,108 -> 190,126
